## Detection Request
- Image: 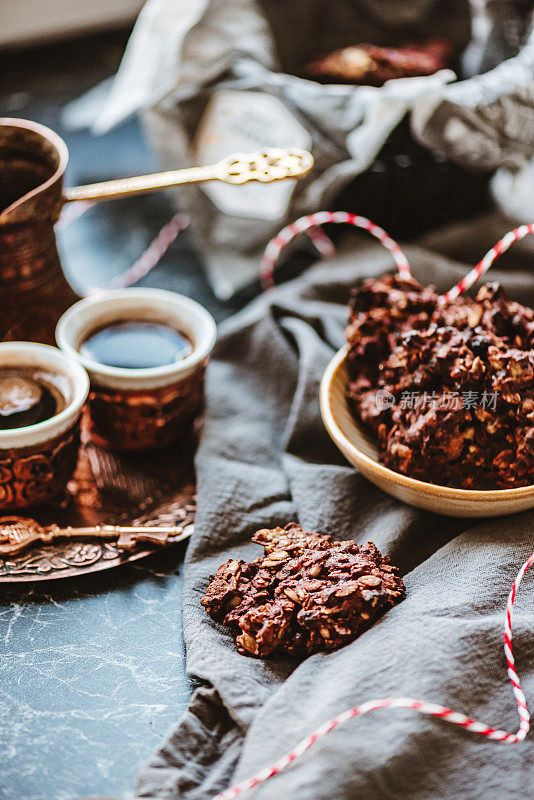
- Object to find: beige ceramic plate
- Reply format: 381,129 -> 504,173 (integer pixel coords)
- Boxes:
320,347 -> 534,518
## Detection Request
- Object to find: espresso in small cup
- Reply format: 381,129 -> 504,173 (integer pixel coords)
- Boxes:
56,289 -> 217,451
0,367 -> 69,429
0,343 -> 89,509
80,321 -> 193,369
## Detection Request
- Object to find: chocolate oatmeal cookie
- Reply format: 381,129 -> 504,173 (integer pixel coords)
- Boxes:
346,276 -> 534,488
201,523 -> 405,658
306,39 -> 455,86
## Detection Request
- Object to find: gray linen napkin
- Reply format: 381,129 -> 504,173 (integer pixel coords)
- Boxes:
136,236 -> 534,800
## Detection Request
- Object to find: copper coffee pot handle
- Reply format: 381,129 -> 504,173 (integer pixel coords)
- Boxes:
63,148 -> 314,204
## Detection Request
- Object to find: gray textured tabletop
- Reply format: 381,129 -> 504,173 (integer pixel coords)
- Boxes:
0,30 -> 231,800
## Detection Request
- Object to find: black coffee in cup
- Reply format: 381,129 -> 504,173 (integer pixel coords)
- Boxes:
0,367 -> 68,429
80,321 -> 193,369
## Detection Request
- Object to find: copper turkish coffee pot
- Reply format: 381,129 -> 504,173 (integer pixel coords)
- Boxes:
0,117 -> 313,344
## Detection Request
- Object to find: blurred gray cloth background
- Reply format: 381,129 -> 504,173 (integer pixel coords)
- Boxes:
135,228 -> 534,800
92,0 -> 534,297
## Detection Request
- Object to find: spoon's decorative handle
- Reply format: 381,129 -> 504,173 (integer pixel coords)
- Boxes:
0,516 -> 185,556
63,148 -> 314,203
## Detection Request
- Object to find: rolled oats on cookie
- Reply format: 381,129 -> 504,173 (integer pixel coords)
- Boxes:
346,277 -> 534,489
201,523 -> 405,657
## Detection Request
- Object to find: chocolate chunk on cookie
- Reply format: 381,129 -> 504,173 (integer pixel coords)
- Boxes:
202,523 -> 405,658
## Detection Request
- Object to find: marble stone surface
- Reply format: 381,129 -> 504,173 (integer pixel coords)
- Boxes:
1,547 -> 191,800
0,30 -> 233,800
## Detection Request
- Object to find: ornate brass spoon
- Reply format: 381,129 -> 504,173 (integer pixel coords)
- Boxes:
0,515 -> 189,557
63,147 -> 315,203
0,117 -> 314,345
0,116 -> 315,225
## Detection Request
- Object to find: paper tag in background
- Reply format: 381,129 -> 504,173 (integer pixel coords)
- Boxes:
194,90 -> 312,221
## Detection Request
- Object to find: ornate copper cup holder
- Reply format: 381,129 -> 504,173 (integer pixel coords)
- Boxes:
0,360 -> 198,583
0,430 -> 197,582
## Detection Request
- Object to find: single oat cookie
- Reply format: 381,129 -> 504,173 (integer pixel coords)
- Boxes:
201,523 -> 405,657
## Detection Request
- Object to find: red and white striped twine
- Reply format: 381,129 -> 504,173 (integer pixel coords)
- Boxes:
212,551 -> 533,800
261,213 -> 534,307
260,211 -> 412,289
58,202 -> 189,292
305,225 -> 336,260
441,223 -> 534,304
105,212 -> 189,290
57,200 -> 95,229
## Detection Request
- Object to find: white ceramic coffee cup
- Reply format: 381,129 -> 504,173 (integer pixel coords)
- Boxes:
0,342 -> 89,508
56,288 -> 217,450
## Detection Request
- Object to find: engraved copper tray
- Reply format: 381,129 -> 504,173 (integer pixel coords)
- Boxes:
0,419 -> 196,582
